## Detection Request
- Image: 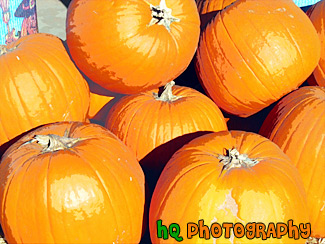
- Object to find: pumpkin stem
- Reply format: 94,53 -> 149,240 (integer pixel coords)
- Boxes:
306,237 -> 325,244
147,0 -> 180,32
22,134 -> 83,153
0,45 -> 8,55
218,148 -> 259,173
153,81 -> 182,102
0,45 -> 17,56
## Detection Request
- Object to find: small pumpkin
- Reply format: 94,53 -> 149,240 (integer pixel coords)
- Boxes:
0,121 -> 145,244
196,0 -> 236,14
260,86 -> 325,238
195,0 -> 321,117
66,0 -> 200,94
105,81 -> 227,167
0,33 -> 90,146
306,0 -> 325,86
149,130 -> 309,243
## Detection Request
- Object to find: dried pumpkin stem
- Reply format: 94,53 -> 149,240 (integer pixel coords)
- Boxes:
0,45 -> 8,56
306,237 -> 325,244
22,134 -> 83,153
153,81 -> 182,102
0,45 -> 17,56
147,0 -> 180,31
218,148 -> 259,173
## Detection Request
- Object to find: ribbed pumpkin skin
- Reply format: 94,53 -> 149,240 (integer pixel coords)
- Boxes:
0,122 -> 145,244
196,0 -> 236,14
195,0 -> 321,117
149,131 -> 309,243
307,0 -> 325,86
260,86 -> 325,238
105,85 -> 227,162
66,0 -> 200,94
0,33 -> 90,146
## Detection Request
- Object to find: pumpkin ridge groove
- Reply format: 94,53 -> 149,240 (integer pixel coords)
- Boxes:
33,47 -> 83,120
1,60 -> 25,140
3,57 -> 34,131
268,157 -> 308,215
29,48 -> 73,120
46,154 -> 57,243
176,168 -> 217,227
238,10 -> 285,94
16,156 -> 39,243
203,22 -> 251,110
268,96 -> 315,142
264,0 -> 305,76
18,53 -> 56,122
154,161 -> 211,219
69,147 -> 122,238
120,28 -> 162,88
279,98 -> 320,154
219,11 -> 276,101
297,106 -> 324,192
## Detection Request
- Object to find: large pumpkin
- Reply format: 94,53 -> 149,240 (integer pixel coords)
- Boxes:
149,130 -> 310,243
307,0 -> 325,86
195,0 -> 321,117
0,121 -> 145,244
66,0 -> 200,94
105,81 -> 227,168
0,33 -> 90,146
260,86 -> 325,238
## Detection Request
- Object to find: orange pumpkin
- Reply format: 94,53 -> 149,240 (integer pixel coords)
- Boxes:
195,0 -> 321,117
105,81 -> 227,166
260,86 -> 325,238
66,0 -> 200,94
306,0 -> 325,86
196,0 -> 237,30
88,91 -> 115,119
0,121 -> 145,244
0,33 -> 90,146
196,0 -> 236,14
149,130 -> 310,243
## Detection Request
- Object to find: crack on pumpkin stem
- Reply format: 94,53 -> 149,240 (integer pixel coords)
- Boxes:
153,81 -> 182,102
218,148 -> 259,175
147,0 -> 180,32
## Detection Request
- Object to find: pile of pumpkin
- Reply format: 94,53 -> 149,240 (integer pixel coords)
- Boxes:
0,0 -> 324,243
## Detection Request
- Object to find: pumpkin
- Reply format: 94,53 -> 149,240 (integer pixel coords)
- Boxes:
0,121 -> 145,244
88,91 -> 115,119
149,130 -> 310,243
260,86 -> 325,238
195,0 -> 321,117
66,0 -> 200,94
306,0 -> 325,86
0,33 -> 90,146
105,81 -> 227,170
196,0 -> 236,14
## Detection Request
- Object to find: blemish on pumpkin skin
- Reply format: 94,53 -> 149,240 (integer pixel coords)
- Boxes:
321,201 -> 325,211
276,7 -> 286,12
218,189 -> 243,222
229,230 -> 235,244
